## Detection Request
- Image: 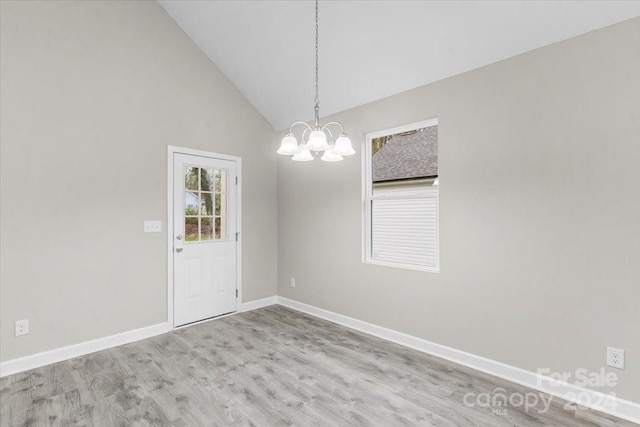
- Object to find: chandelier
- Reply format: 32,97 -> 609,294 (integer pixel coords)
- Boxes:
277,0 -> 355,162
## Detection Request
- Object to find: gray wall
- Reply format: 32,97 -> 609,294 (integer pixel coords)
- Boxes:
278,18 -> 640,402
2,0 -> 638,406
0,0 -> 278,362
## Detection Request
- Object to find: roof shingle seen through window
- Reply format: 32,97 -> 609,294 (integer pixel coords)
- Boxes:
372,126 -> 438,182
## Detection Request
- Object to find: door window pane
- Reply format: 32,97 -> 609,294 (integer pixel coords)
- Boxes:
215,217 -> 222,239
202,168 -> 220,191
185,217 -> 198,241
215,170 -> 224,192
201,217 -> 213,240
215,194 -> 226,216
200,193 -> 214,216
185,192 -> 199,216
185,167 -> 199,191
201,168 -> 214,192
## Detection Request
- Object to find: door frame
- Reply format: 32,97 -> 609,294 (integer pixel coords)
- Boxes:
166,145 -> 242,329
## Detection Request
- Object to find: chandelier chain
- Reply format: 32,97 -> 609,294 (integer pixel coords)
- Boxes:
277,0 -> 353,161
314,0 -> 319,111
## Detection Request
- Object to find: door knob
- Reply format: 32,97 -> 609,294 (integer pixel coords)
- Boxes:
175,247 -> 183,253
176,235 -> 183,240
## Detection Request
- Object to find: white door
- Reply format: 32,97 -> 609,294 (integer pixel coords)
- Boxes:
173,153 -> 238,327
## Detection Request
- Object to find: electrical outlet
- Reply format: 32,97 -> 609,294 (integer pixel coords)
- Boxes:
15,319 -> 29,337
290,278 -> 296,288
144,220 -> 161,233
607,347 -> 625,369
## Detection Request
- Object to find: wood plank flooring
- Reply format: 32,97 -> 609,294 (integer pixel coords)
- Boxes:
1,305 -> 637,426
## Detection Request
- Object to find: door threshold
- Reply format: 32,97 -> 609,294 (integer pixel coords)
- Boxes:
174,310 -> 237,330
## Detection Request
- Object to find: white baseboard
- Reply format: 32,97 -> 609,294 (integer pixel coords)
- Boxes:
276,297 -> 640,424
0,322 -> 171,378
240,295 -> 278,312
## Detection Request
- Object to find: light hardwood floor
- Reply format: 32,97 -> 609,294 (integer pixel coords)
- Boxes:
1,305 -> 637,426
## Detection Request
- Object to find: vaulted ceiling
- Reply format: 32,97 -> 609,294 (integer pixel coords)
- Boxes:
158,1 -> 640,130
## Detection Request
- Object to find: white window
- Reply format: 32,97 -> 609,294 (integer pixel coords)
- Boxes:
363,119 -> 439,272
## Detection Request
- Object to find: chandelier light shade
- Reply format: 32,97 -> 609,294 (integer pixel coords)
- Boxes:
292,146 -> 314,162
277,134 -> 299,155
307,130 -> 329,151
276,0 -> 354,162
320,149 -> 343,162
333,135 -> 356,156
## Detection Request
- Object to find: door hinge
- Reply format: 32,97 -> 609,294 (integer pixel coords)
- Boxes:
236,289 -> 238,298
235,232 -> 239,241
235,176 -> 238,185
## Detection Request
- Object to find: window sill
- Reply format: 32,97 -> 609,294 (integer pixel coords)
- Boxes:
363,258 -> 439,273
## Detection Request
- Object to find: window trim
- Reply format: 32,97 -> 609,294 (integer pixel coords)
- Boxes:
362,118 -> 439,273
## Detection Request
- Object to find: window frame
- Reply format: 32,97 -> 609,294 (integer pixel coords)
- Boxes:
362,118 -> 440,273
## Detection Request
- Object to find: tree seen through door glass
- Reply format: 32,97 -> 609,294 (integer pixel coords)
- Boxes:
215,194 -> 226,216
200,193 -> 213,216
201,217 -> 213,240
185,167 -> 199,191
185,217 -> 198,241
184,166 -> 228,242
215,217 -> 221,239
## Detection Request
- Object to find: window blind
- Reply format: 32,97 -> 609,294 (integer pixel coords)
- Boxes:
371,191 -> 438,269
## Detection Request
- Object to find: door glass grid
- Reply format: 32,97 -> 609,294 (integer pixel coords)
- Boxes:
184,166 -> 227,242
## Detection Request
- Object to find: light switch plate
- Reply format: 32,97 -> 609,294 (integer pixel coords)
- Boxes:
144,220 -> 161,233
